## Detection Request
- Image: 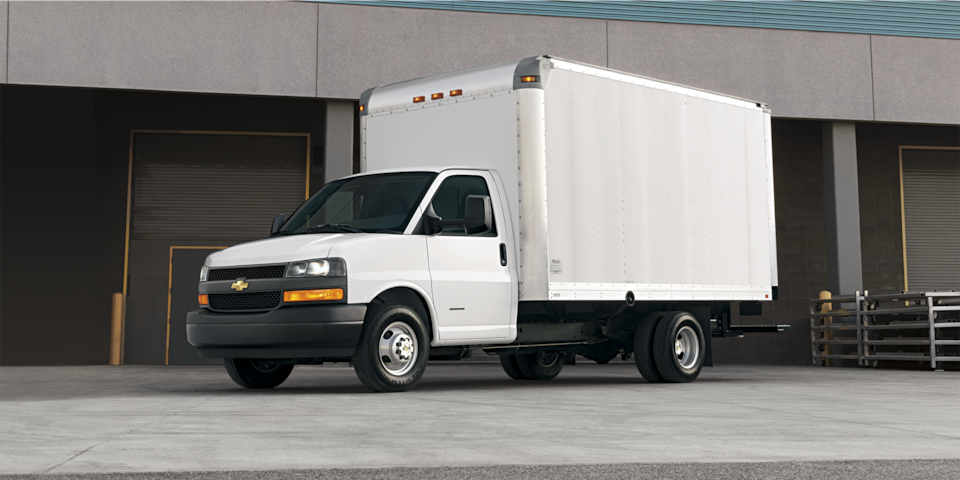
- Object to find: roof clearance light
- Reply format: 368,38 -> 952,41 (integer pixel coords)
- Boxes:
359,105 -> 365,112
198,294 -> 209,305
284,288 -> 344,302
413,96 -> 425,104
521,76 -> 539,83
450,89 -> 463,96
431,92 -> 444,100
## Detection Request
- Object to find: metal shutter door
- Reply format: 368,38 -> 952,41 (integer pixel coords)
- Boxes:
902,149 -> 960,291
132,133 -> 307,241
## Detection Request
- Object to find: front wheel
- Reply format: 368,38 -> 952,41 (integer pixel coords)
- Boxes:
652,311 -> 705,383
516,351 -> 564,380
224,359 -> 293,389
352,303 -> 430,392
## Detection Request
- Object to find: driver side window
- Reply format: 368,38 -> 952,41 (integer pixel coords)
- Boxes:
429,175 -> 496,236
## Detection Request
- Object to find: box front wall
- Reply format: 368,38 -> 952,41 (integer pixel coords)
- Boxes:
543,68 -> 772,301
364,93 -> 520,239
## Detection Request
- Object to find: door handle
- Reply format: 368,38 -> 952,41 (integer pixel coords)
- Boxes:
499,243 -> 507,266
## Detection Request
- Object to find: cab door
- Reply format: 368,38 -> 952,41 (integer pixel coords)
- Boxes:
423,172 -> 513,342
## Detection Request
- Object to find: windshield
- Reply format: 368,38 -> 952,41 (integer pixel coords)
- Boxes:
278,172 -> 437,235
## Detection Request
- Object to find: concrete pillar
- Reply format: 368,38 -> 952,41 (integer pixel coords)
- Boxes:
324,100 -> 355,182
822,121 -> 863,296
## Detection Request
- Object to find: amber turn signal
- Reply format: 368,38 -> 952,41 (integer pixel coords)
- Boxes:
198,294 -> 209,305
359,105 -> 365,112
449,89 -> 463,96
431,92 -> 443,100
520,76 -> 538,83
413,96 -> 425,103
283,288 -> 344,302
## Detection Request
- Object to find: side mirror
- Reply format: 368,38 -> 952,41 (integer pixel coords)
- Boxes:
463,195 -> 492,234
426,195 -> 492,235
270,214 -> 285,236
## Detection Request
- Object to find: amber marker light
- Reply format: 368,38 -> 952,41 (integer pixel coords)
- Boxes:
359,105 -> 365,112
198,294 -> 209,305
449,89 -> 463,96
520,76 -> 539,83
431,92 -> 444,100
284,288 -> 344,302
413,96 -> 425,103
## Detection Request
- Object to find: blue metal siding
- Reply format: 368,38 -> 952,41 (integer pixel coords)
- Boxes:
313,1 -> 960,40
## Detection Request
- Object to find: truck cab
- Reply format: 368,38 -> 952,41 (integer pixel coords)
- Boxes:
188,167 -> 520,391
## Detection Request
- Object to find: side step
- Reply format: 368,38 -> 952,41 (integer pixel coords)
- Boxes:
712,320 -> 791,338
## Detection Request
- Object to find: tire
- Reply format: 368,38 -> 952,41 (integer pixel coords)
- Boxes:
224,359 -> 293,389
499,354 -> 527,380
352,303 -> 430,392
516,351 -> 564,380
634,311 -> 666,383
653,311 -> 705,383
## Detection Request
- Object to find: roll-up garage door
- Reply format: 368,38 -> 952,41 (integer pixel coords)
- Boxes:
902,148 -> 960,291
132,133 -> 308,240
124,132 -> 309,365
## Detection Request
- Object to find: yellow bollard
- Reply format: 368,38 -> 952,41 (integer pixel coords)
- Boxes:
819,291 -> 832,367
109,293 -> 125,365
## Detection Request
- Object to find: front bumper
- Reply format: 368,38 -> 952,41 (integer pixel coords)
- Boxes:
186,304 -> 366,359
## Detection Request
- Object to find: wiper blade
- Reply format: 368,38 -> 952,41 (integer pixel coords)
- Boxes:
306,224 -> 363,233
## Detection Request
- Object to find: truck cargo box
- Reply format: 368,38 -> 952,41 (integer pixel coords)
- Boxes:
360,56 -> 777,303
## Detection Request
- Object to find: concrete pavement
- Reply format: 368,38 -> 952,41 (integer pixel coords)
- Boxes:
3,460 -> 960,480
1,363 -> 958,475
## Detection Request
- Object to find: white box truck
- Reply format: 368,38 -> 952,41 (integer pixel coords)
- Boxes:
187,56 -> 786,392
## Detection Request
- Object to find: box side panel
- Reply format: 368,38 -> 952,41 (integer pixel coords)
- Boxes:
516,89 -> 550,301
544,68 -> 772,301
744,109 -> 774,286
764,112 -> 779,288
364,92 -> 520,239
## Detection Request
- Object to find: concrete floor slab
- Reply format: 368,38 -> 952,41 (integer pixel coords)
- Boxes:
0,364 -> 957,475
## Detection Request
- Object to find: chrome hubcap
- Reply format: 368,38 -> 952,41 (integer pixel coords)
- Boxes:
379,321 -> 418,376
675,325 -> 700,370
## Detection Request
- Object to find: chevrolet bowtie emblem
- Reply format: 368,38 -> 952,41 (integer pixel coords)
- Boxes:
231,280 -> 250,291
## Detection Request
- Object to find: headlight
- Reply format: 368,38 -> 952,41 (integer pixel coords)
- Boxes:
199,266 -> 209,282
285,258 -> 346,277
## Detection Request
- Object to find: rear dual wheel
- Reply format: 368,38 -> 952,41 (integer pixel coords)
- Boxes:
224,359 -> 293,389
634,311 -> 704,383
499,351 -> 564,380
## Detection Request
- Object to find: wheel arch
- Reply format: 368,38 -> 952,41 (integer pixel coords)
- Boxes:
369,284 -> 437,344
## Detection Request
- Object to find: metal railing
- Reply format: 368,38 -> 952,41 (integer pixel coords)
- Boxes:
811,291 -> 960,370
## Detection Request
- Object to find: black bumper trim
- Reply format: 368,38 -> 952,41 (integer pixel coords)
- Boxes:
186,304 -> 366,359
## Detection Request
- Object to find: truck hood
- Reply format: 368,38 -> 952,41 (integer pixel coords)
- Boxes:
207,234 -> 371,267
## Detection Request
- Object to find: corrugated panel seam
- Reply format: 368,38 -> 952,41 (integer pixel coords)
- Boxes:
311,1 -> 960,40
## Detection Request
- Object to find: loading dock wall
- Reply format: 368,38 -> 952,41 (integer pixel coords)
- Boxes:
2,2 -> 958,366
0,85 -> 328,365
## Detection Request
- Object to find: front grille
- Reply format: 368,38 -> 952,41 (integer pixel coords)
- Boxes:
209,291 -> 282,311
209,265 -> 286,281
